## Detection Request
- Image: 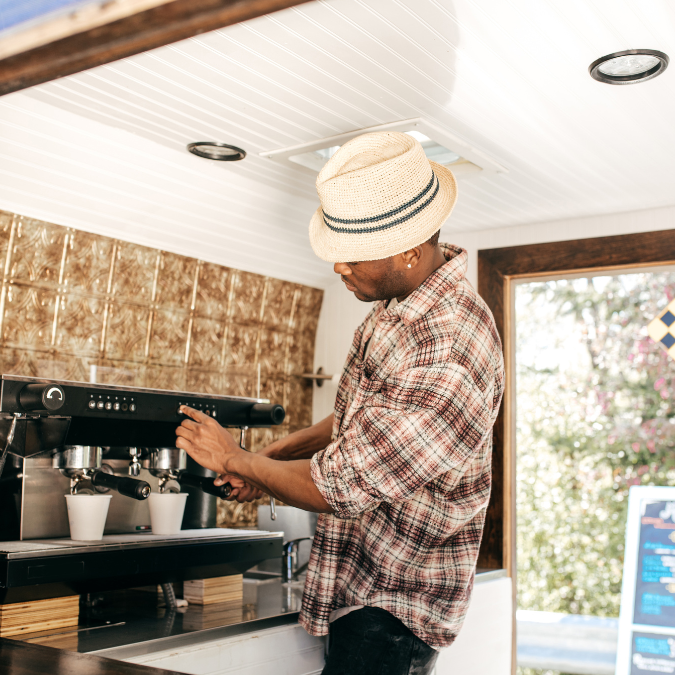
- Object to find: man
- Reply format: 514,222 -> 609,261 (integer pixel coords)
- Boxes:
176,131 -> 504,675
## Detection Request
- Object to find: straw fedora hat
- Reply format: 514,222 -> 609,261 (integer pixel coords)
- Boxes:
309,131 -> 458,263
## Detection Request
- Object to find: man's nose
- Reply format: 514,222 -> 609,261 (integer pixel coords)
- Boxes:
334,262 -> 350,275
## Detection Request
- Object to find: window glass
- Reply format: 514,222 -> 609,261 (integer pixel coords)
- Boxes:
516,270 -> 675,617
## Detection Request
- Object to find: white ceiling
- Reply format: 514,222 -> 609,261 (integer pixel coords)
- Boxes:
1,0 -> 675,288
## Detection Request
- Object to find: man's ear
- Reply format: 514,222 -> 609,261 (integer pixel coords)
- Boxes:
401,246 -> 423,269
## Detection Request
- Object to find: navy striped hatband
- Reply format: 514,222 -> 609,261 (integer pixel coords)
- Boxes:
322,171 -> 439,235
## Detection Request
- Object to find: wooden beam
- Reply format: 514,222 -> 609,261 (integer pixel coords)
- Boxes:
0,0 -> 311,96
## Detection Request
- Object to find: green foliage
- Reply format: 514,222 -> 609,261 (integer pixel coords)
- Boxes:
516,272 -> 675,617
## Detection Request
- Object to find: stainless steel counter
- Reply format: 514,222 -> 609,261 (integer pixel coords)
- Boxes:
12,573 -> 299,657
13,568 -> 507,662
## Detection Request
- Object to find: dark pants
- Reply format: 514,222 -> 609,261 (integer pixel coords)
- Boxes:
322,607 -> 439,675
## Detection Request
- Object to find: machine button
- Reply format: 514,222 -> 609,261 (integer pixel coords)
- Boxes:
129,403 -> 136,412
121,403 -> 128,411
88,400 -> 96,409
113,402 -> 120,411
105,401 -> 112,411
97,401 -> 105,410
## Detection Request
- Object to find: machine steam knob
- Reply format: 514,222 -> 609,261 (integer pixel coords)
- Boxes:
19,383 -> 66,411
248,403 -> 285,426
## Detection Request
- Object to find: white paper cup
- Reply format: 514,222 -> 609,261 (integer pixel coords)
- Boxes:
65,494 -> 112,541
148,492 -> 188,535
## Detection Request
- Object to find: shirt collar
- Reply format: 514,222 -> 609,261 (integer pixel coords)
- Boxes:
379,244 -> 468,326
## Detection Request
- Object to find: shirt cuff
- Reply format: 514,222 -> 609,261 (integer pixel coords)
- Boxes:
310,449 -> 378,519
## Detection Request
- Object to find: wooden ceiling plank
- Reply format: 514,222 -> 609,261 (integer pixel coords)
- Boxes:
0,0 -> 312,96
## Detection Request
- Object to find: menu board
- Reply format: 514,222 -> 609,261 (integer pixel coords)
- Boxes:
617,487 -> 675,675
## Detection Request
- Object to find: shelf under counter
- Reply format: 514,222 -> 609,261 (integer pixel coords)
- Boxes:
9,574 -> 302,659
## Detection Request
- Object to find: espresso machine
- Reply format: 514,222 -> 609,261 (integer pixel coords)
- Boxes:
0,375 -> 285,604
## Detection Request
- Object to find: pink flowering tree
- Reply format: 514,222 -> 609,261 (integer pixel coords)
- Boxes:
515,271 -> 675,617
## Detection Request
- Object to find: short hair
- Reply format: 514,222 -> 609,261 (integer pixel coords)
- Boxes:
425,230 -> 440,247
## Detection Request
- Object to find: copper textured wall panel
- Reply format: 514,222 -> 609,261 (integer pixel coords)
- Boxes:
0,210 -> 323,528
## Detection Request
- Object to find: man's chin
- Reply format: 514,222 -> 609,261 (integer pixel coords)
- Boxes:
342,284 -> 375,302
348,288 -> 370,302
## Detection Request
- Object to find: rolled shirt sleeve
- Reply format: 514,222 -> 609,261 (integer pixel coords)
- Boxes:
310,363 -> 493,519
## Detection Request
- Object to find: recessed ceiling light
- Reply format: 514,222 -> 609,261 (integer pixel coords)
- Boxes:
187,142 -> 246,161
589,49 -> 668,85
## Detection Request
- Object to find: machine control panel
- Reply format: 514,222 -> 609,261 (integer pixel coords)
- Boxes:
87,392 -> 137,413
0,376 -> 284,428
0,375 -> 285,458
176,400 -> 217,418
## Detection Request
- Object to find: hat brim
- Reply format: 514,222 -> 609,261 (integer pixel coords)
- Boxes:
309,161 -> 458,263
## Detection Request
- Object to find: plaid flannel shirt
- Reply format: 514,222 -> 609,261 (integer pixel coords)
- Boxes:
299,244 -> 504,649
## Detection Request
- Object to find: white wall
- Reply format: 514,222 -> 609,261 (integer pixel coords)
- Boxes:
437,577 -> 513,675
0,93 -> 331,289
312,204 -> 675,419
312,278 -> 372,423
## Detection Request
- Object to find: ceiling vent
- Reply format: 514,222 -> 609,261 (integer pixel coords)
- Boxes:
260,118 -> 507,180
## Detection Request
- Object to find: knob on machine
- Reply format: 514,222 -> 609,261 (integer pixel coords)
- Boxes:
248,403 -> 285,426
19,383 -> 66,411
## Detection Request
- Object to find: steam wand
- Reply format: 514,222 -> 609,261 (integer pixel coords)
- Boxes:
0,414 -> 20,483
240,426 -> 276,521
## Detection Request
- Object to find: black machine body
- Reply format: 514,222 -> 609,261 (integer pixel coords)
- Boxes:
0,375 -> 285,458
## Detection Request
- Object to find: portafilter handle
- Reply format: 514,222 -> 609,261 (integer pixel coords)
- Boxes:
176,472 -> 232,499
91,471 -> 151,500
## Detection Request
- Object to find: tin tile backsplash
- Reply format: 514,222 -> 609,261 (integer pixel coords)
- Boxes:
0,211 -> 323,527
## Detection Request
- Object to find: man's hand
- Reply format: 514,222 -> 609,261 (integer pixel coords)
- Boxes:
175,406 -> 242,475
176,407 -> 266,503
213,474 -> 264,502
176,407 -> 333,513
214,444 -> 274,503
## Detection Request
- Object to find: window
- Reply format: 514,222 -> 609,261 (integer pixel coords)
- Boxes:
515,267 -> 675,616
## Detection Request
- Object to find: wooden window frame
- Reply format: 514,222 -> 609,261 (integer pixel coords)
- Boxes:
477,229 -> 675,573
477,229 -> 675,670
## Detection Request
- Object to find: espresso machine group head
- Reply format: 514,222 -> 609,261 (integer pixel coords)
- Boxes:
53,445 -> 151,500
146,447 -> 232,499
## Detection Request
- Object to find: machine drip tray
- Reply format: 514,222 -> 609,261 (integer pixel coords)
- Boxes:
0,529 -> 284,604
1,529 -> 280,555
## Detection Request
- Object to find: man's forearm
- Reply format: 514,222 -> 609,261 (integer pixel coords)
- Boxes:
175,407 -> 335,509
265,414 -> 334,461
229,453 -> 333,513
